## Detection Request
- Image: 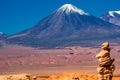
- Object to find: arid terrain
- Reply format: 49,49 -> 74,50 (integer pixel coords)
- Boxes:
0,44 -> 120,80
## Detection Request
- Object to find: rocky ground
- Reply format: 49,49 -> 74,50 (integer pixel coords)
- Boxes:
0,72 -> 120,80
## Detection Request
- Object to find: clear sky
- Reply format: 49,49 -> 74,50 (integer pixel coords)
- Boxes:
0,0 -> 120,34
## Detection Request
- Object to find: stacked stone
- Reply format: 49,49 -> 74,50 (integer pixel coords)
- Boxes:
96,42 -> 115,80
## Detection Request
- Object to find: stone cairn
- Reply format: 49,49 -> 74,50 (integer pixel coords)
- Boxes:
96,42 -> 115,80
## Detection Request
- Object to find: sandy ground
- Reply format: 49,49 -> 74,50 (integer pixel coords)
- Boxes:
0,72 -> 120,80
0,63 -> 120,80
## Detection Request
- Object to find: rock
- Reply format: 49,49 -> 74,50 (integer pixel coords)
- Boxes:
96,42 -> 115,80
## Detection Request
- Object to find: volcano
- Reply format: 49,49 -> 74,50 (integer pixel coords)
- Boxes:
6,4 -> 120,48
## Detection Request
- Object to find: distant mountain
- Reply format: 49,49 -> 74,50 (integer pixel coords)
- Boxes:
100,10 -> 120,26
0,32 -> 6,40
0,32 -> 4,35
6,4 -> 120,48
0,32 -> 7,47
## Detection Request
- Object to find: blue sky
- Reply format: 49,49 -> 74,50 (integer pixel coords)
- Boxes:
0,0 -> 120,34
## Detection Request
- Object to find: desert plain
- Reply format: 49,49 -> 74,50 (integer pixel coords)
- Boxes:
0,44 -> 120,80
